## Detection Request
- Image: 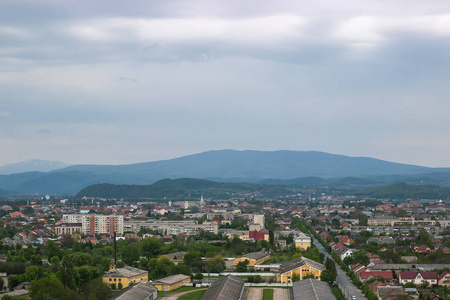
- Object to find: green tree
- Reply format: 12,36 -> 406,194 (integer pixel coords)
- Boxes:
292,274 -> 300,282
7,274 -> 18,290
60,256 -> 77,289
207,255 -> 226,273
0,277 -> 4,291
30,276 -> 69,300
118,282 -> 123,289
79,278 -> 110,300
121,244 -> 140,266
320,270 -> 334,283
140,237 -> 163,259
235,259 -> 249,272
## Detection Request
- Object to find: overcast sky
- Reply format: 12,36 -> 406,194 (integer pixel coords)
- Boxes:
1,0 -> 450,167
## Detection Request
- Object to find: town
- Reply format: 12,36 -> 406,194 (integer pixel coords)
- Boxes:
0,192 -> 449,300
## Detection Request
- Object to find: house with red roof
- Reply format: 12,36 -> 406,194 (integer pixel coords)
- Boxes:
399,271 -> 437,286
10,211 -> 26,219
415,244 -> 432,255
438,271 -> 450,287
340,236 -> 355,245
359,271 -> 393,282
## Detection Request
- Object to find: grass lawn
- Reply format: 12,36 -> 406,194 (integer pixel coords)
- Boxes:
176,290 -> 206,300
157,286 -> 200,298
331,287 -> 345,300
262,289 -> 273,300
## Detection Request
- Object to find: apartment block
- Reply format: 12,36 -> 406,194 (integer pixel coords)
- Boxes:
62,214 -> 124,236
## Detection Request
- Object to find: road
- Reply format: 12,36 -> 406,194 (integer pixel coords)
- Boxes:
313,239 -> 367,300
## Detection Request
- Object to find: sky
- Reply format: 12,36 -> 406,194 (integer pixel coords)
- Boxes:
1,0 -> 450,167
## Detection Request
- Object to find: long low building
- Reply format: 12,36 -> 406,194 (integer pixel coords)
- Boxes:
152,274 -> 191,291
293,279 -> 335,300
201,275 -> 245,300
125,220 -> 218,235
233,251 -> 270,267
103,266 -> 148,288
110,282 -> 157,300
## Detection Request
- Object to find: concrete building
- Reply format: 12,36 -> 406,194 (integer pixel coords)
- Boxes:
152,274 -> 190,292
233,251 -> 270,267
103,266 -> 148,288
253,214 -> 265,226
54,223 -> 82,236
125,220 -> 218,236
294,232 -> 311,249
62,214 -> 124,236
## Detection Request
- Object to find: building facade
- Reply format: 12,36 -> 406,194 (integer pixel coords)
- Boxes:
62,214 -> 124,236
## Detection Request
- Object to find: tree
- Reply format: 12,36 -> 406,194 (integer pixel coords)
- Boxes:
121,245 -> 140,266
292,274 -> 300,282
302,273 -> 316,279
7,274 -> 18,291
235,260 -> 249,272
320,270 -> 335,283
140,237 -> 163,259
60,256 -> 77,289
0,278 -> 3,291
118,282 -> 123,289
79,278 -> 111,300
269,230 -> 274,247
207,255 -> 226,273
29,276 -> 68,300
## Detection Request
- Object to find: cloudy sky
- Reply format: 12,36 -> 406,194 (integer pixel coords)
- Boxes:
1,0 -> 450,167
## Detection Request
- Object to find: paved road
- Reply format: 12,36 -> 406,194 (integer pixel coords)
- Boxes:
313,239 -> 366,300
246,288 -> 290,300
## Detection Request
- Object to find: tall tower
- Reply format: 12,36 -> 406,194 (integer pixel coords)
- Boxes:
185,200 -> 189,209
169,200 -> 172,207
200,195 -> 204,208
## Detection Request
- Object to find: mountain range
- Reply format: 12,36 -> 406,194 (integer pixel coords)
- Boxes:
1,150 -> 450,195
0,159 -> 71,175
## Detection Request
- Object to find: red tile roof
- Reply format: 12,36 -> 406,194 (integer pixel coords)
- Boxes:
360,271 -> 393,280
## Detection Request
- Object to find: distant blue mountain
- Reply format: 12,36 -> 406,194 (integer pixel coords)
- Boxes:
0,150 -> 449,195
0,159 -> 70,175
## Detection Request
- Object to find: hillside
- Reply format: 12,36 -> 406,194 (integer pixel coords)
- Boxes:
354,183 -> 450,199
1,150 -> 450,195
76,178 -> 296,199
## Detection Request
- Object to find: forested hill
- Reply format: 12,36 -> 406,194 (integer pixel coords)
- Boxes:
76,178 -> 295,199
354,183 -> 450,199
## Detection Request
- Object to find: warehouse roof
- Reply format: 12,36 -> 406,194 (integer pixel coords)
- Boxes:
104,266 -> 148,278
239,251 -> 270,261
293,279 -> 335,300
111,282 -> 157,300
201,275 -> 245,300
279,257 -> 326,275
152,274 -> 190,285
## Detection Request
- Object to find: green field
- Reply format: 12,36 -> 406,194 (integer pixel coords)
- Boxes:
177,289 -> 206,300
156,286 -> 201,298
331,287 -> 345,300
262,289 -> 273,300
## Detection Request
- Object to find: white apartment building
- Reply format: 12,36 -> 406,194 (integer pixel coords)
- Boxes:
62,214 -> 124,236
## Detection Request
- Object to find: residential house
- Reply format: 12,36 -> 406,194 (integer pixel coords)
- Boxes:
276,257 -> 326,283
398,271 -> 437,286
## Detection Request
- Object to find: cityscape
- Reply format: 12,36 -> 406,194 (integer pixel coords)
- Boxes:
1,0 -> 450,300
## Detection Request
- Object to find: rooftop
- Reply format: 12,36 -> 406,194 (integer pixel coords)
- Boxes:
240,251 -> 270,261
293,279 -> 335,300
279,257 -> 326,275
152,274 -> 190,285
110,282 -> 157,300
201,275 -> 245,300
104,266 -> 148,278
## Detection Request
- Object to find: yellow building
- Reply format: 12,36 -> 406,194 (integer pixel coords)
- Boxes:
103,266 -> 148,288
233,251 -> 270,267
160,251 -> 186,262
294,232 -> 311,250
152,274 -> 191,291
276,257 -> 326,283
